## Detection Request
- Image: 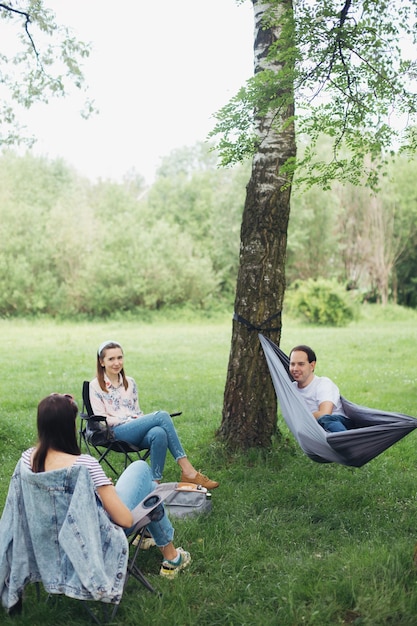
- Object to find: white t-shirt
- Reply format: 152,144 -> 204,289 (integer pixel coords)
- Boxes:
293,375 -> 346,416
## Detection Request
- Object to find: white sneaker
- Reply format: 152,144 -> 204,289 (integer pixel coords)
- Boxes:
132,533 -> 156,550
159,548 -> 191,578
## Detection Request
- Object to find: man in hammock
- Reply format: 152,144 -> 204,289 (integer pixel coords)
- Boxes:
289,345 -> 351,433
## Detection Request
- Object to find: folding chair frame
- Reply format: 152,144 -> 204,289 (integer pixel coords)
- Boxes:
79,381 -> 182,477
79,380 -> 150,477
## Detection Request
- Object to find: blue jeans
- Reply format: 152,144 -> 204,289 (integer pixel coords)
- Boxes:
112,410 -> 186,481
317,414 -> 350,433
115,460 -> 174,547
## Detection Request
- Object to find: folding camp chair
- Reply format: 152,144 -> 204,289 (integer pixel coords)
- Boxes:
0,461 -> 127,622
79,380 -> 150,477
0,458 -> 178,624
79,381 -> 182,478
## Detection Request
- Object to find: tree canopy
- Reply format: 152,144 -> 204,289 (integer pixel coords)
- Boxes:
0,1 -> 93,145
212,0 -> 417,190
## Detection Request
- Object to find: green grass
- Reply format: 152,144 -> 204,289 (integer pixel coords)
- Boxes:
1,306 -> 417,625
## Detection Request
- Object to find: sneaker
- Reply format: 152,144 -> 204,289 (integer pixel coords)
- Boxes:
159,547 -> 191,578
180,471 -> 219,490
132,533 -> 156,549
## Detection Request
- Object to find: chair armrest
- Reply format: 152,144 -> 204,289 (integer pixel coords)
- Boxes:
80,413 -> 108,423
82,412 -> 181,420
81,413 -> 114,443
130,482 -> 178,529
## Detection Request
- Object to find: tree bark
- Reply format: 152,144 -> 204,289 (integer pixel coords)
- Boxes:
217,0 -> 296,449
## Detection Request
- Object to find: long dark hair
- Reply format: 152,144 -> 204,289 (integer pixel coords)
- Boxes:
96,340 -> 128,392
32,394 -> 80,473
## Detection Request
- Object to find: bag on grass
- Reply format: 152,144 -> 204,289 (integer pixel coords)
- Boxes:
164,483 -> 212,519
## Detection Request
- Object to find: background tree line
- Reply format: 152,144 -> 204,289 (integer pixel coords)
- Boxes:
0,141 -> 416,318
288,141 -> 417,308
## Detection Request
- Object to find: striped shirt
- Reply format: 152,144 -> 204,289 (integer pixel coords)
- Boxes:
21,448 -> 112,490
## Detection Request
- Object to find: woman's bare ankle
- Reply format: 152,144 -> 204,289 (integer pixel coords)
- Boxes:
161,543 -> 178,561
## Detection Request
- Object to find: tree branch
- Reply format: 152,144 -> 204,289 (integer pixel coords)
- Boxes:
0,3 -> 42,66
338,0 -> 352,29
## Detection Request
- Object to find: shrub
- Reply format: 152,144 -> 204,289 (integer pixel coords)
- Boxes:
284,278 -> 356,326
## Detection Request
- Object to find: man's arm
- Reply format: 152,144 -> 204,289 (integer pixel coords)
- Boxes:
313,400 -> 335,419
311,376 -> 342,419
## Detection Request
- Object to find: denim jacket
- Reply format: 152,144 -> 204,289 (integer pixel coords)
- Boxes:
0,459 -> 129,610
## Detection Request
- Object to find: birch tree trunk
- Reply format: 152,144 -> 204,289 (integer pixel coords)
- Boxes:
217,0 -> 296,449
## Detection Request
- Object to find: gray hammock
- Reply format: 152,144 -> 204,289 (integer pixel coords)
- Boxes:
259,334 -> 417,467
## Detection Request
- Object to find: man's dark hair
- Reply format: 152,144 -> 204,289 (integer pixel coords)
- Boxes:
290,345 -> 317,363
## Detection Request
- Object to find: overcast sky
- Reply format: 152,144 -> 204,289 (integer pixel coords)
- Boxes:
18,0 -> 254,184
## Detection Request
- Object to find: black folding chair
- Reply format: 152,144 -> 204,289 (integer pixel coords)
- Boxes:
0,458 -> 178,624
79,380 -> 150,477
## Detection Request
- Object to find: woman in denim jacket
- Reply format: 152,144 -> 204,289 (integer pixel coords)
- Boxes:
0,393 -> 191,608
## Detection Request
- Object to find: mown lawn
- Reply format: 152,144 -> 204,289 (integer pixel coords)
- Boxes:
1,305 -> 417,625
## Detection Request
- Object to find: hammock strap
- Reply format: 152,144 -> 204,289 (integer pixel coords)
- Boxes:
233,311 -> 281,333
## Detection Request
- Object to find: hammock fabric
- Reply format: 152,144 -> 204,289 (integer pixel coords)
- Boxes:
259,334 -> 417,468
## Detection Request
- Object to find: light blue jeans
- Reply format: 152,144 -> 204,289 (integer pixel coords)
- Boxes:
115,460 -> 174,547
317,414 -> 350,433
112,410 -> 186,481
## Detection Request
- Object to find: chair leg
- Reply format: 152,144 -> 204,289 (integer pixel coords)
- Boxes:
96,449 -> 121,477
128,559 -> 157,593
108,534 -> 159,623
8,597 -> 22,616
82,601 -> 107,625
43,589 -> 112,625
127,533 -> 158,595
